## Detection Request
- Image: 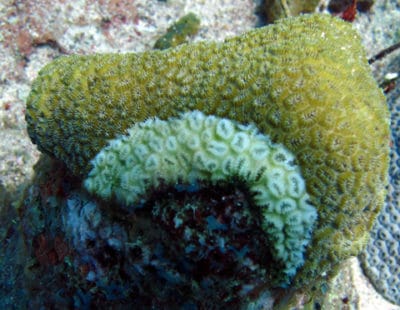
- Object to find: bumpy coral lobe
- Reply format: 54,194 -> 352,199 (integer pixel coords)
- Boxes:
26,14 -> 389,286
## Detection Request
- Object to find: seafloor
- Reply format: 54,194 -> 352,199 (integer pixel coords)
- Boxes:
0,0 -> 399,309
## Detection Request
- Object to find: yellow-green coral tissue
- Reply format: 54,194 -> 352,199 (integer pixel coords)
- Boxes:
26,14 -> 390,287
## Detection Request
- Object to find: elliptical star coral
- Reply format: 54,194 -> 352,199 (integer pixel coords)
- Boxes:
25,14 -> 390,287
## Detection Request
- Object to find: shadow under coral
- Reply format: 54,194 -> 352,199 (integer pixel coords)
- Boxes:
13,155 -> 296,309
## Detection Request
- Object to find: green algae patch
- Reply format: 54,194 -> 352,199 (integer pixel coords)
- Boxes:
263,0 -> 320,23
154,12 -> 200,50
26,14 -> 390,288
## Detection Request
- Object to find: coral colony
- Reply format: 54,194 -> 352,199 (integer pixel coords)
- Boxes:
360,75 -> 400,305
84,111 -> 317,280
23,14 -> 389,307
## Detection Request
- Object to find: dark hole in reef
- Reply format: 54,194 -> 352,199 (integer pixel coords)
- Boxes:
133,180 -> 282,284
128,245 -> 142,259
95,244 -> 121,268
62,177 -> 287,306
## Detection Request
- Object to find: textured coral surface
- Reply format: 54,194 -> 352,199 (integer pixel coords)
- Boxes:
25,14 -> 390,287
359,67 -> 400,306
84,111 -> 317,282
360,197 -> 400,305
